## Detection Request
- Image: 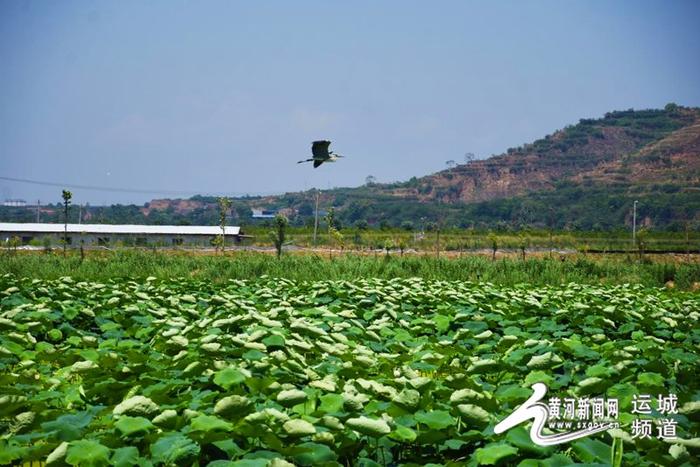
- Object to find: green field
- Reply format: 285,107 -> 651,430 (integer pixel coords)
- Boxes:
241,226 -> 700,253
1,272 -> 699,466
1,250 -> 700,289
5,222 -> 699,254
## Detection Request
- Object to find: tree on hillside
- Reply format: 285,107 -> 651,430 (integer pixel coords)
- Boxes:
61,190 -> 72,257
365,175 -> 377,186
355,219 -> 369,230
235,205 -> 252,221
297,202 -> 314,217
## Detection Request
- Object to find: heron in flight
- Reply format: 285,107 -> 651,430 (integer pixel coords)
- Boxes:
298,140 -> 343,168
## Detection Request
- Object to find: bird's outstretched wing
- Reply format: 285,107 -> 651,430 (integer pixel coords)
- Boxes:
313,159 -> 324,168
312,140 -> 331,159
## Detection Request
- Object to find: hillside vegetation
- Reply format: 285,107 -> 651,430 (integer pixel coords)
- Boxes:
2,274 -> 699,465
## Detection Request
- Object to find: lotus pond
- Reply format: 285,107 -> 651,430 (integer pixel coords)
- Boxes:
0,274 -> 699,466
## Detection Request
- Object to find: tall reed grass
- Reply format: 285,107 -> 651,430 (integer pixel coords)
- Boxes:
1,250 -> 698,289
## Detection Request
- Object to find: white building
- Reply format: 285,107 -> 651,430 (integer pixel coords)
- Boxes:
2,199 -> 27,207
251,208 -> 276,219
0,223 -> 246,247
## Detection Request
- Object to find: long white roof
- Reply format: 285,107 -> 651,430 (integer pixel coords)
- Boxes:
0,223 -> 240,236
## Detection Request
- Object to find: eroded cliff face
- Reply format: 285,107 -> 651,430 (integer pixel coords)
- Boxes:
576,120 -> 700,186
385,108 -> 700,204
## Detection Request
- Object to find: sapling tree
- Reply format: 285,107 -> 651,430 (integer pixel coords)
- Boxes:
686,220 -> 690,260
435,222 -> 441,259
331,228 -> 344,255
488,232 -> 498,261
325,207 -> 336,232
397,237 -> 407,256
217,197 -> 232,254
383,238 -> 395,257
43,237 -> 52,254
353,231 -> 363,249
518,233 -> 529,261
548,207 -> 555,258
269,214 -> 288,258
325,208 -> 336,258
61,190 -> 72,257
6,236 -> 21,256
636,228 -> 648,260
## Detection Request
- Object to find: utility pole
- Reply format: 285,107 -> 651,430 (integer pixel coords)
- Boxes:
632,200 -> 638,248
313,190 -> 320,246
36,200 -> 40,222
78,204 -> 82,224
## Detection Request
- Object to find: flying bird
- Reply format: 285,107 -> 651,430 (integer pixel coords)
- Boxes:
298,140 -> 343,168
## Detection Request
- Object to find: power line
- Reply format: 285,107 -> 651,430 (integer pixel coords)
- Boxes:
0,175 -> 270,197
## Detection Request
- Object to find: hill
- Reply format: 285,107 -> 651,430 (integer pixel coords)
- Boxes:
266,104 -> 700,230
392,104 -> 698,203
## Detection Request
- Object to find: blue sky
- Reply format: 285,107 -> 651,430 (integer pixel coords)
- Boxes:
1,0 -> 699,205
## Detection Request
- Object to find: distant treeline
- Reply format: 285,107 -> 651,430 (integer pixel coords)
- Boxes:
2,182 -> 698,232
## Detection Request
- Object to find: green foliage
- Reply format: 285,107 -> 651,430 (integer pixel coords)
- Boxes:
150,433 -> 200,464
2,250 -> 700,288
636,227 -> 649,255
65,440 -> 110,467
354,219 -> 369,230
1,273 -> 698,464
400,220 -> 414,231
4,236 -> 21,253
114,416 -> 155,437
475,442 -> 519,465
331,227 -> 344,250
61,190 -> 72,206
324,207 -> 337,231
